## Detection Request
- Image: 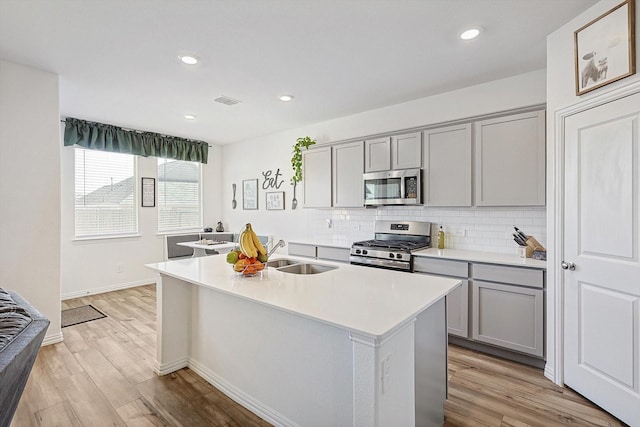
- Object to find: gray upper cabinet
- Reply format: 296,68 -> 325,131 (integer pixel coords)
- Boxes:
391,132 -> 422,169
474,110 -> 546,206
365,132 -> 421,172
364,137 -> 391,172
302,146 -> 332,208
332,141 -> 364,207
423,124 -> 472,207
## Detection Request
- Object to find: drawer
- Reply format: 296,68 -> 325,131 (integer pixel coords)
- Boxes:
316,246 -> 350,262
472,263 -> 544,288
413,257 -> 468,277
288,243 -> 316,258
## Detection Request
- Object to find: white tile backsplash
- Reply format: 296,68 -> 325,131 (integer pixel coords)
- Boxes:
305,206 -> 546,255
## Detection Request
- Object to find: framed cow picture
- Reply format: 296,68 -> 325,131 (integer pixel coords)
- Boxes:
574,0 -> 635,95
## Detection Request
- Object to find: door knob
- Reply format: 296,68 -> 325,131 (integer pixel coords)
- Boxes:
561,261 -> 576,271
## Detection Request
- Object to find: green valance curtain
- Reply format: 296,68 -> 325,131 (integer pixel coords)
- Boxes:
63,117 -> 209,164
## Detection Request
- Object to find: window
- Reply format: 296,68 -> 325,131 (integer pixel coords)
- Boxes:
157,158 -> 202,232
74,148 -> 138,237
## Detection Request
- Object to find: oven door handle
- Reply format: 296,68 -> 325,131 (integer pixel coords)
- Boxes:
349,256 -> 412,271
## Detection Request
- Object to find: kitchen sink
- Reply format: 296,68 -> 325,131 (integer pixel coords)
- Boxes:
265,258 -> 299,268
265,258 -> 338,274
276,263 -> 337,275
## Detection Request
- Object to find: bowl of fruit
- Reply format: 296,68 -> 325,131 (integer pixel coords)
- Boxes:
225,223 -> 268,276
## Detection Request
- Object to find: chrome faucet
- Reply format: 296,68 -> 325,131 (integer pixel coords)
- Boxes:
267,239 -> 286,258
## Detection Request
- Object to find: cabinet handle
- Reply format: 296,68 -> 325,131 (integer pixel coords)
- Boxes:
561,261 -> 575,271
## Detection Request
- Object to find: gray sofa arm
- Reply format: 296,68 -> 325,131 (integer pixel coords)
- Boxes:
0,289 -> 49,427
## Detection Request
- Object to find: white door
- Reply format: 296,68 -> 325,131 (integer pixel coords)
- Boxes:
563,92 -> 640,426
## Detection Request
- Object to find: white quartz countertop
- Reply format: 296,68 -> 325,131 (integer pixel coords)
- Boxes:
413,248 -> 546,269
146,255 -> 459,339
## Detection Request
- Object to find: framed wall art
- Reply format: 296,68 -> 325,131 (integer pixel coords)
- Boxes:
243,179 -> 258,210
141,177 -> 155,207
266,191 -> 285,210
574,0 -> 636,95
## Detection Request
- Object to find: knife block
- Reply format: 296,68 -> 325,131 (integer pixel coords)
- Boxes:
525,236 -> 545,258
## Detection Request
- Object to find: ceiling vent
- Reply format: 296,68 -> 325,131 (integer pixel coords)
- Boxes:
214,96 -> 241,106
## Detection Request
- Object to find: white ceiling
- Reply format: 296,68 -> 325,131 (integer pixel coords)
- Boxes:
0,0 -> 597,145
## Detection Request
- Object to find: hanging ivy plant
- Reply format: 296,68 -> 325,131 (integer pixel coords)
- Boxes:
291,136 -> 316,184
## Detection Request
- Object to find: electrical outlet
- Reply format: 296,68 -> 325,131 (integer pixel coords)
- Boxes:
116,263 -> 123,273
326,219 -> 333,228
451,228 -> 466,237
381,354 -> 391,394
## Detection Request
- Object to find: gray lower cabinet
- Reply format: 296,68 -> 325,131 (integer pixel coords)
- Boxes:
445,280 -> 469,338
413,257 -> 469,338
471,280 -> 544,357
288,242 -> 317,258
288,243 -> 350,263
414,256 -> 545,359
316,245 -> 350,262
470,263 -> 545,358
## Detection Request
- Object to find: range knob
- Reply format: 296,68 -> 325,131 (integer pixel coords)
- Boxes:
362,250 -> 368,255
355,249 -> 361,254
396,253 -> 403,259
389,253 -> 395,258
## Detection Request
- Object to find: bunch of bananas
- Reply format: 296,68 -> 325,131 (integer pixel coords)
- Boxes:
238,223 -> 267,259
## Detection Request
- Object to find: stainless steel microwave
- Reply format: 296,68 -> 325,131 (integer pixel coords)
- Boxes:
363,168 -> 422,206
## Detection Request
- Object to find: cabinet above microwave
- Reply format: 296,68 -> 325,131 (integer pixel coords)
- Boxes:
364,132 -> 422,172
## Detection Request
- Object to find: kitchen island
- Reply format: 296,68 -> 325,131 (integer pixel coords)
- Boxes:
146,255 -> 460,427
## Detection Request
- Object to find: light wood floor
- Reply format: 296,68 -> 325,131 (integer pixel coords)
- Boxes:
10,285 -> 625,427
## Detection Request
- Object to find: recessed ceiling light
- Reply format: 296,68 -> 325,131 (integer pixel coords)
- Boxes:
179,55 -> 199,65
184,114 -> 197,120
460,28 -> 481,40
279,95 -> 294,102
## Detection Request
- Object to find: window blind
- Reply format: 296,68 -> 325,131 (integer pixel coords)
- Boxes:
157,158 -> 202,232
74,148 -> 138,237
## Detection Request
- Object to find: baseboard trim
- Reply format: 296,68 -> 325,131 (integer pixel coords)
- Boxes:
188,357 -> 298,427
42,331 -> 63,346
61,278 -> 157,300
154,357 -> 189,376
449,336 -> 546,369
544,365 -> 555,382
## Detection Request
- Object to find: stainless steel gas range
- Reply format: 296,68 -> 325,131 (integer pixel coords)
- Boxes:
349,220 -> 432,271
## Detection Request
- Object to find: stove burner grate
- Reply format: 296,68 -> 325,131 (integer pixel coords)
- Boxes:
352,239 -> 430,252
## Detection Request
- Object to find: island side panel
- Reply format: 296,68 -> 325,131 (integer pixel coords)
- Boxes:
189,284 -> 355,427
415,297 -> 447,427
155,274 -> 193,375
350,323 -> 417,427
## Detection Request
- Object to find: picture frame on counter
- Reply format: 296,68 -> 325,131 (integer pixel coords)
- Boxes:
141,177 -> 155,207
243,179 -> 258,210
266,191 -> 285,210
574,0 -> 636,95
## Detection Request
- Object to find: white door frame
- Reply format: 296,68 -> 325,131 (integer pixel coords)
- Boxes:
548,79 -> 640,386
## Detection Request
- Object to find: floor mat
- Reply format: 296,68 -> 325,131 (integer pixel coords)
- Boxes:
61,304 -> 106,328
